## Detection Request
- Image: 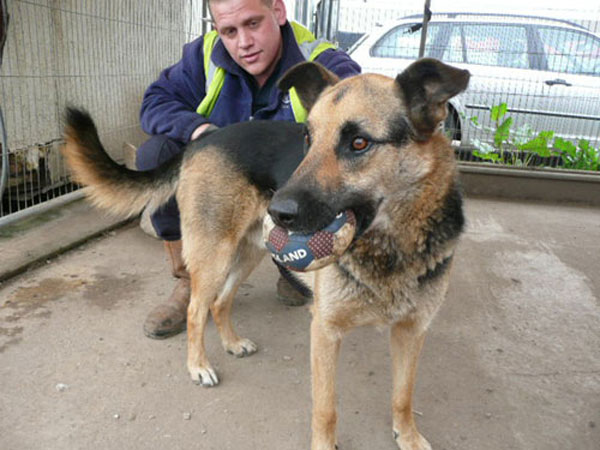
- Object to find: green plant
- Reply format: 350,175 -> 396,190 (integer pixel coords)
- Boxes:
554,138 -> 600,171
465,103 -> 599,171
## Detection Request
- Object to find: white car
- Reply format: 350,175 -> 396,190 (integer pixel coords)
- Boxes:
349,13 -> 600,148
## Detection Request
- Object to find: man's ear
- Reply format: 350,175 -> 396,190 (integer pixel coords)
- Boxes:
278,62 -> 339,113
272,0 -> 287,25
396,58 -> 470,140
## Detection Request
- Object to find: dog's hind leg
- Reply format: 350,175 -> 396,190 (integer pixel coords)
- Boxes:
185,236 -> 264,384
390,321 -> 432,450
210,232 -> 265,357
178,149 -> 267,386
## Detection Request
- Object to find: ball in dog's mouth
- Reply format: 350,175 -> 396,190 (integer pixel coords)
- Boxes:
263,210 -> 357,272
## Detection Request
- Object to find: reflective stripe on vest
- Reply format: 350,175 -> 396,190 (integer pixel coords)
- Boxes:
197,30 -> 225,119
196,22 -> 336,122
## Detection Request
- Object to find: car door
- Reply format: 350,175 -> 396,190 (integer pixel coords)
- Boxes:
440,22 -> 548,146
350,21 -> 471,141
533,25 -> 600,147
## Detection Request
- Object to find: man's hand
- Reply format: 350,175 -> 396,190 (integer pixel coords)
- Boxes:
190,123 -> 214,141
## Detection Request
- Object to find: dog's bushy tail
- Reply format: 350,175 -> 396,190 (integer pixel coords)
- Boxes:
62,107 -> 180,218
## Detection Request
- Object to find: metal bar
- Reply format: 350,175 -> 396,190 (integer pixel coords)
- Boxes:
418,0 -> 431,58
0,107 -> 8,202
0,189 -> 84,229
459,161 -> 600,182
401,12 -> 587,31
326,0 -> 334,40
465,104 -> 600,121
0,0 -> 9,201
202,0 -> 210,35
295,0 -> 309,28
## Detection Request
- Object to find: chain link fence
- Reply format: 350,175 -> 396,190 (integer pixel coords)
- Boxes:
0,0 -> 208,218
1,0 -> 599,220
335,1 -> 600,170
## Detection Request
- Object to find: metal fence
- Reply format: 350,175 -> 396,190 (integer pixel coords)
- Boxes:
335,1 -> 600,169
1,0 -> 599,220
0,0 -> 208,219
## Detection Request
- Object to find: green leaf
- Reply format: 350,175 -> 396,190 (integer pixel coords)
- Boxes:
517,131 -> 554,157
499,103 -> 508,120
578,139 -> 590,152
554,138 -> 577,157
491,103 -> 508,122
494,117 -> 513,148
467,101 -> 597,170
473,149 -> 500,162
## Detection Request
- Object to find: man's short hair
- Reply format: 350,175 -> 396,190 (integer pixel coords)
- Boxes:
208,0 -> 274,15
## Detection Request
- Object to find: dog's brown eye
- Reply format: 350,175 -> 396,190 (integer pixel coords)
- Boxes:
351,137 -> 369,151
304,134 -> 310,146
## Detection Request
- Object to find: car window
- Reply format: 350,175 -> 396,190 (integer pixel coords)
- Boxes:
442,25 -> 463,63
459,24 -> 529,69
371,22 -> 442,58
537,27 -> 600,76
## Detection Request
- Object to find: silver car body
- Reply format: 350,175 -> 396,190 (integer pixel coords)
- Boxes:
349,13 -> 600,147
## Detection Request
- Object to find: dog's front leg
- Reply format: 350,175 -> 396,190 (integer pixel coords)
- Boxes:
209,243 -> 264,358
311,313 -> 342,450
390,321 -> 431,450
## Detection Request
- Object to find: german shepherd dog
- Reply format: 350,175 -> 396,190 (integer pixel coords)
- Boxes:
63,58 -> 469,450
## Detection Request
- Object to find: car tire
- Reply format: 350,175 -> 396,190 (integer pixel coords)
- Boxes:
444,106 -> 461,142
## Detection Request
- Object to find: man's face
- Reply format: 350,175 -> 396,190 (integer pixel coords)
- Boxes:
211,0 -> 287,87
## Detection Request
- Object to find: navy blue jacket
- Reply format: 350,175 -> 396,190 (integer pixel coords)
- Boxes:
140,22 -> 361,143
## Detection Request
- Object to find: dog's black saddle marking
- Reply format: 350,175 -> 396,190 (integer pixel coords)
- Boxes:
186,120 -> 306,193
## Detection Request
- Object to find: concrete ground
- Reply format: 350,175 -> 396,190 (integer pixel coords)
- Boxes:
0,197 -> 599,450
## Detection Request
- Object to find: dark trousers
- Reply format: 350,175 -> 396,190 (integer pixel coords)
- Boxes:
136,135 -> 185,241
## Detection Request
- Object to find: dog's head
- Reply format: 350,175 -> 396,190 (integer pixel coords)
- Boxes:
269,58 -> 469,238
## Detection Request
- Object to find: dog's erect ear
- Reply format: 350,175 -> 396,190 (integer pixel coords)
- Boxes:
396,58 -> 470,141
278,62 -> 340,113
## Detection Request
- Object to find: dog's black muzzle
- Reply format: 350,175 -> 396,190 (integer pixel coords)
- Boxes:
268,184 -> 337,234
268,182 -> 380,237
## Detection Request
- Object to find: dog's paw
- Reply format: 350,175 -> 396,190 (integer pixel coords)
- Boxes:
189,365 -> 220,387
393,429 -> 432,450
311,442 -> 338,450
225,338 -> 258,358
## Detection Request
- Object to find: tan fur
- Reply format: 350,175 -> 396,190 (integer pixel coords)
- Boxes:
62,59 -> 469,450
178,150 -> 268,380
62,127 -> 178,218
281,64 -> 468,449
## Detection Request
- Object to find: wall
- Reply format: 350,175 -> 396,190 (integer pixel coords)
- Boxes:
0,0 -> 207,160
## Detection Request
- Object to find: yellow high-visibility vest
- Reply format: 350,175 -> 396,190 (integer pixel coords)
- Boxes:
196,22 -> 336,123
